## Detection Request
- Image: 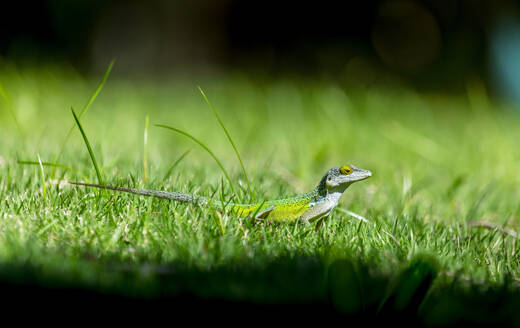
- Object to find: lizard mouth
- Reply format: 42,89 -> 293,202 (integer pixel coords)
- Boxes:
355,170 -> 372,181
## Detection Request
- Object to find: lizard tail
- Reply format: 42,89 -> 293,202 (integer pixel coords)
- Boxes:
68,181 -> 199,203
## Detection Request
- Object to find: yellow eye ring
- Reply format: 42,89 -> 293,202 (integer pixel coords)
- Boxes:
340,165 -> 353,175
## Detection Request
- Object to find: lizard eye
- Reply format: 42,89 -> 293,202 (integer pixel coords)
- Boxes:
340,165 -> 353,175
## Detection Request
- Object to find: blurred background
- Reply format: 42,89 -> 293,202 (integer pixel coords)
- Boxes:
2,0 -> 520,104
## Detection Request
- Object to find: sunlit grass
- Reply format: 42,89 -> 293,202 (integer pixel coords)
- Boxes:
198,86 -> 253,200
1,66 -> 520,322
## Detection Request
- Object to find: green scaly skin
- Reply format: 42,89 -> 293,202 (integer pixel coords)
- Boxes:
69,164 -> 372,222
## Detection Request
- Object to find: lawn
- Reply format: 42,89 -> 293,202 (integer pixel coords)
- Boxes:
1,64 -> 520,325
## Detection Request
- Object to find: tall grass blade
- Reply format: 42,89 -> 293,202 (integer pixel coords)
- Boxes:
163,149 -> 191,180
37,154 -> 46,202
71,107 -> 104,185
56,60 -> 115,162
198,86 -> 253,199
143,114 -> 150,184
155,124 -> 236,196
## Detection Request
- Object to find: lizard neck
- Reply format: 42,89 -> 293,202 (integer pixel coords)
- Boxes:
297,183 -> 350,222
312,179 -> 350,208
325,187 -> 348,206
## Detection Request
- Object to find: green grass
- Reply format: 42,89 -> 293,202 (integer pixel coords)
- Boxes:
1,66 -> 520,324
71,107 -> 104,185
198,86 -> 253,200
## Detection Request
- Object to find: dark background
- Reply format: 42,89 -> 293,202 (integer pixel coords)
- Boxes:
2,0 -> 520,97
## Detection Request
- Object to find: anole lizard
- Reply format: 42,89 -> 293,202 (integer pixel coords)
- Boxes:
69,164 -> 371,223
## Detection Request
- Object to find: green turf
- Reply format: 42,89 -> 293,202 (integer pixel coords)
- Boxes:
1,65 -> 520,323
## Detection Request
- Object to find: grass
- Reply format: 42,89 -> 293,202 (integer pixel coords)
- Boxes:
55,60 -> 114,163
198,86 -> 253,200
155,123 -> 237,198
1,66 -> 520,324
71,107 -> 104,185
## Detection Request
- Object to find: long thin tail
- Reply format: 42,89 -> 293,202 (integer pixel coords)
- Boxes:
68,181 -> 199,203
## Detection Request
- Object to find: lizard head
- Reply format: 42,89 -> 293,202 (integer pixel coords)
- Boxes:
319,165 -> 372,191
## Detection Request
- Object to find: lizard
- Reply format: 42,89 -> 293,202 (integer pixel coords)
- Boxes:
69,164 -> 371,223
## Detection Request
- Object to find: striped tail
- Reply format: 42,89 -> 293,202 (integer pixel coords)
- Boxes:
68,181 -> 203,204
68,181 -> 272,217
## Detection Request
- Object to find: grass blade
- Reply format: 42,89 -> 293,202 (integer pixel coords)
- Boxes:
143,114 -> 150,184
213,209 -> 226,236
37,154 -> 46,202
337,207 -> 372,224
163,149 -> 191,180
79,60 -> 115,118
56,60 -> 115,162
17,160 -> 81,176
71,107 -> 104,184
155,124 -> 236,196
198,86 -> 253,199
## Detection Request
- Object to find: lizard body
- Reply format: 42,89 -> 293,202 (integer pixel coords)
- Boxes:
70,164 -> 371,222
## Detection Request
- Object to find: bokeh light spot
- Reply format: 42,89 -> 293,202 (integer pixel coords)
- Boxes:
371,0 -> 442,71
